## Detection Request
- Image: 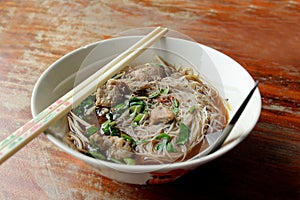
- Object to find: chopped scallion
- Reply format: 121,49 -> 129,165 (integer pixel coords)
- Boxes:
155,133 -> 171,142
110,157 -> 123,164
148,91 -> 160,98
136,139 -> 148,145
129,104 -> 143,114
172,107 -> 179,115
114,102 -> 127,112
85,126 -> 99,137
134,113 -> 144,122
188,105 -> 196,113
121,133 -> 134,142
160,88 -> 169,94
101,120 -> 111,135
84,151 -> 105,160
172,99 -> 179,108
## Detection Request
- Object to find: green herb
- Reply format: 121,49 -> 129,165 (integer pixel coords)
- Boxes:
124,158 -> 136,165
109,121 -> 116,126
112,103 -> 128,120
85,126 -> 99,137
160,88 -> 169,94
148,91 -> 160,98
129,98 -> 146,117
89,138 -> 97,148
136,139 -> 148,145
172,107 -> 179,115
129,97 -> 148,126
84,151 -> 105,160
171,98 -> 179,115
188,105 -> 196,113
101,119 -> 120,136
133,113 -> 144,123
101,120 -> 111,135
155,133 -> 171,142
155,133 -> 177,152
110,126 -> 120,136
155,142 -> 163,151
129,97 -> 141,103
129,97 -> 146,108
131,121 -> 138,127
114,102 -> 127,113
171,99 -> 179,108
176,122 -> 190,145
110,157 -> 123,164
166,142 -> 177,152
131,112 -> 145,127
129,101 -> 145,107
121,133 -> 134,142
129,105 -> 143,114
72,94 -> 96,119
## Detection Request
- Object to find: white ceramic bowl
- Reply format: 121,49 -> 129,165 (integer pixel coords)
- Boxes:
31,36 -> 261,185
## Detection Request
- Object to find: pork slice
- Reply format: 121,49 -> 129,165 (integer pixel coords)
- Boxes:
150,104 -> 175,124
126,63 -> 173,82
124,63 -> 174,93
95,79 -> 131,107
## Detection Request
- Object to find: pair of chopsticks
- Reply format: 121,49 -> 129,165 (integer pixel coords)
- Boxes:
0,26 -> 168,164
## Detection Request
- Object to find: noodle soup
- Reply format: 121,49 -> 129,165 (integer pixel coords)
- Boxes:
65,58 -> 228,165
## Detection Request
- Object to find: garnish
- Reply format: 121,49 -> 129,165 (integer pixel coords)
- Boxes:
176,122 -> 190,145
154,133 -> 177,152
101,120 -> 120,136
148,91 -> 160,99
85,126 -> 99,137
84,151 -> 105,160
188,105 -> 196,113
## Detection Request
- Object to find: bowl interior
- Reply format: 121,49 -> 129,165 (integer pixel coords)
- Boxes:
31,36 -> 261,172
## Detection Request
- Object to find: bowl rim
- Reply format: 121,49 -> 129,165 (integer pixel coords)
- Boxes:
31,36 -> 262,172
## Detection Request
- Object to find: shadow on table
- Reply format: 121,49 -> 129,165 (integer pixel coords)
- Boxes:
135,135 -> 299,200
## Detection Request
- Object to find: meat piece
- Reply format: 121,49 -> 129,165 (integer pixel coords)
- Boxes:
150,104 -> 175,124
95,79 -> 130,107
90,134 -> 133,160
127,63 -> 168,82
124,63 -> 174,93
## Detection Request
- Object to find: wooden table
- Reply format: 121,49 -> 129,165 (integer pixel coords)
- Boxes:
0,1 -> 299,199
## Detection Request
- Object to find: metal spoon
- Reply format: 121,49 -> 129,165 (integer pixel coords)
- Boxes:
189,81 -> 259,160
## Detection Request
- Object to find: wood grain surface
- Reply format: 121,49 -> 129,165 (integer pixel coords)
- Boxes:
0,1 -> 299,199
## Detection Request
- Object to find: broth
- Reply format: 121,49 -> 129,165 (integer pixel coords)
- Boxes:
65,59 -> 228,165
